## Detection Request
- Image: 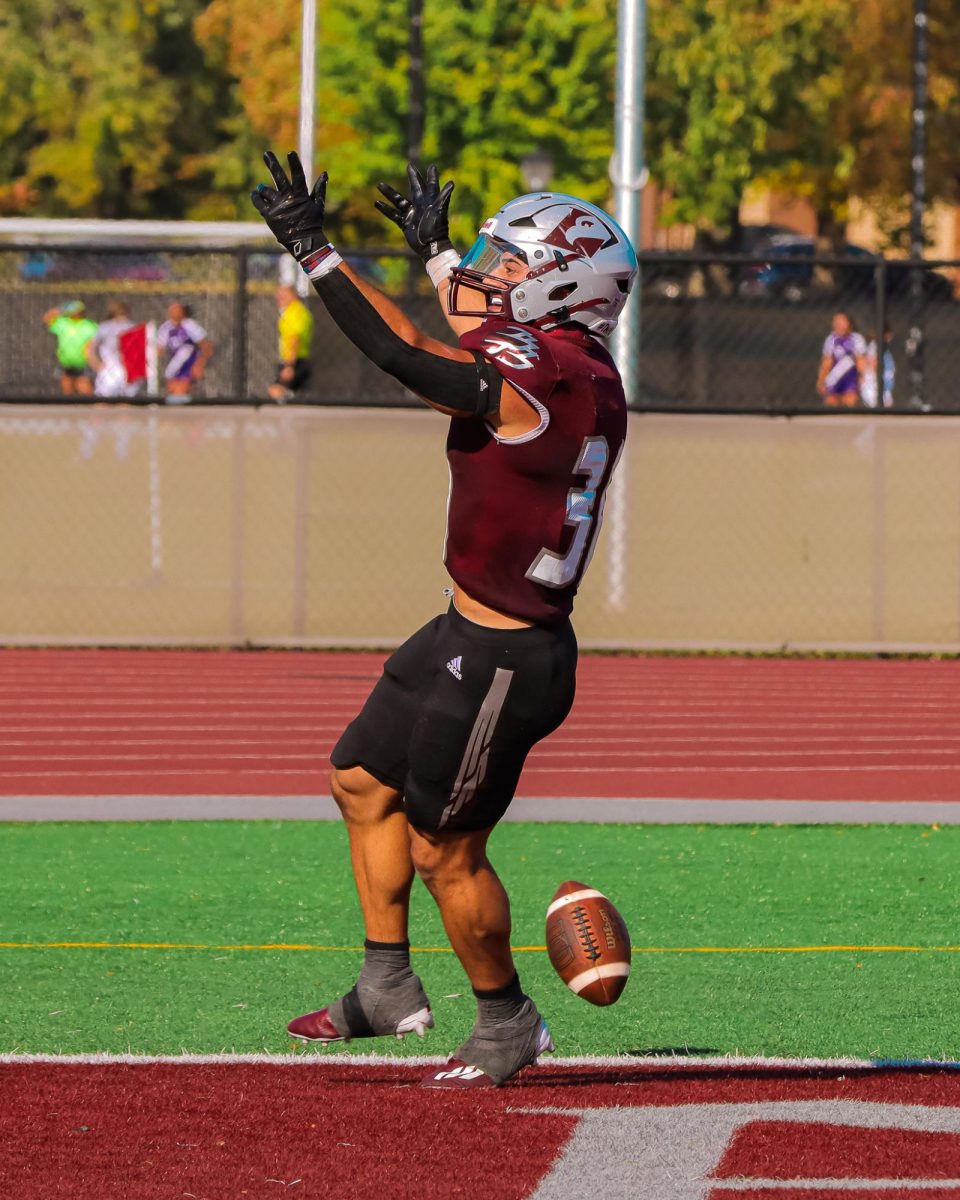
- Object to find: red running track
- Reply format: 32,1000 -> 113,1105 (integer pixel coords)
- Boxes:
0,649 -> 958,802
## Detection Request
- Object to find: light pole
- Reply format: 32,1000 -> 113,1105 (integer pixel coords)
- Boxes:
406,0 -> 424,294
907,0 -> 928,409
407,0 -> 424,169
292,0 -> 319,296
521,150 -> 555,194
610,0 -> 646,408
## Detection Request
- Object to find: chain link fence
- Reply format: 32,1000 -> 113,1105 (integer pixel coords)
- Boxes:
1,405 -> 960,651
2,242 -> 959,651
1,243 -> 958,412
0,244 -> 450,405
636,253 -> 960,412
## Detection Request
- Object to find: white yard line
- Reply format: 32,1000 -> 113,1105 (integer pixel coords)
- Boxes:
2,1051 -> 958,1067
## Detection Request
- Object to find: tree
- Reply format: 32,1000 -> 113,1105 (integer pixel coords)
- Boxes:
644,0 -> 854,237
0,0 -> 52,213
671,0 -> 960,248
6,0 -> 958,242
192,0 -> 303,213
195,0 -> 619,239
833,0 -> 960,248
0,0 -> 234,218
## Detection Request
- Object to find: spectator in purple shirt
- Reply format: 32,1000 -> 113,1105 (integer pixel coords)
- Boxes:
156,302 -> 214,403
817,311 -> 867,408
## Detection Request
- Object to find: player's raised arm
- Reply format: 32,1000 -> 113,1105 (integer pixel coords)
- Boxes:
375,164 -> 479,336
251,151 -> 500,420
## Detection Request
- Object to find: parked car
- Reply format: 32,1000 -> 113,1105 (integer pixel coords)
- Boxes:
639,252 -> 696,300
639,227 -> 804,301
19,251 -> 171,283
106,254 -> 170,282
740,237 -> 955,303
738,237 -> 820,302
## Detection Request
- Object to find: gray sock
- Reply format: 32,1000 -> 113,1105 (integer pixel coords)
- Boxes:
357,938 -> 414,989
473,972 -> 525,1025
327,939 -> 431,1038
455,995 -> 552,1085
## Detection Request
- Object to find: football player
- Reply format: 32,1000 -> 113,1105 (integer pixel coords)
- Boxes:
252,152 -> 636,1088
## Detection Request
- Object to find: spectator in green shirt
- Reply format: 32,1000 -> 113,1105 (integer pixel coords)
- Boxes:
43,301 -> 98,396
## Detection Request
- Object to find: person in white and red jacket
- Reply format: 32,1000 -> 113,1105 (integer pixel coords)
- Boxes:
86,301 -> 145,398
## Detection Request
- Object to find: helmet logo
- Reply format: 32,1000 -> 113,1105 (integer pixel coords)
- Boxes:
541,207 -> 618,259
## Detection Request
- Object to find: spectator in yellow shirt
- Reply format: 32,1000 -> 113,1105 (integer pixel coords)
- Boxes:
269,284 -> 314,402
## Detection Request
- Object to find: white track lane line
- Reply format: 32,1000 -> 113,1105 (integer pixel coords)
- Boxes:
4,749 -> 960,764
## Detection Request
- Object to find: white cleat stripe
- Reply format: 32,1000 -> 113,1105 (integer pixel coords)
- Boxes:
395,1006 -> 434,1039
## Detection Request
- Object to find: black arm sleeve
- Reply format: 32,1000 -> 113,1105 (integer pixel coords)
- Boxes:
312,268 -> 502,416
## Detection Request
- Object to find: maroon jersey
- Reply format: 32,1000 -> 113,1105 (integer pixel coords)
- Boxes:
445,319 -> 627,624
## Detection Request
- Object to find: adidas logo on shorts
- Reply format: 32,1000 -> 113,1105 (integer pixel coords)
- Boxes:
446,656 -> 463,680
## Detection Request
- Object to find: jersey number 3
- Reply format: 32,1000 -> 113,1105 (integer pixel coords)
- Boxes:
526,436 -> 611,589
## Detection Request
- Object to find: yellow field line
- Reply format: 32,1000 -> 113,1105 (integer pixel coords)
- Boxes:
1,941 -> 959,954
0,941 -> 370,951
640,944 -> 960,953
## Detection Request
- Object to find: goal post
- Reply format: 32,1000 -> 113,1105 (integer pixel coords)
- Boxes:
0,217 -> 275,247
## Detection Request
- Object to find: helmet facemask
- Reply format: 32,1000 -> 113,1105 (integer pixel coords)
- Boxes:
447,234 -> 531,321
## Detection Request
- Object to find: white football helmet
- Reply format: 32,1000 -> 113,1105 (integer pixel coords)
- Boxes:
448,192 -> 638,337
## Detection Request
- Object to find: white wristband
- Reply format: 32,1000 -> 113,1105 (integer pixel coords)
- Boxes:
425,248 -> 461,289
300,243 -> 343,280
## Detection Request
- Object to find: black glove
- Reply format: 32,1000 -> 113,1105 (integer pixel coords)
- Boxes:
251,150 -> 330,265
375,163 -> 454,263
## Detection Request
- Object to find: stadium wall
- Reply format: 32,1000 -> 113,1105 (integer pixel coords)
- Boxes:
1,406 -> 957,653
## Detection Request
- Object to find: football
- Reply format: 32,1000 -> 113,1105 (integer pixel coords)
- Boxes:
545,880 -> 631,1006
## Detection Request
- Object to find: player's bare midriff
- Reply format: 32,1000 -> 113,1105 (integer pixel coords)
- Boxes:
452,584 -> 535,630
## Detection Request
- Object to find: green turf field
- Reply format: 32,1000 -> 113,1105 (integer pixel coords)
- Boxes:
2,821 -> 957,1060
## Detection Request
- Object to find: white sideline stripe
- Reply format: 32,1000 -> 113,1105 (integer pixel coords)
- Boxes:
566,962 -> 632,995
4,796 -> 960,824
3,1052 -> 959,1068
545,889 -> 607,917
713,1183 -> 960,1192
